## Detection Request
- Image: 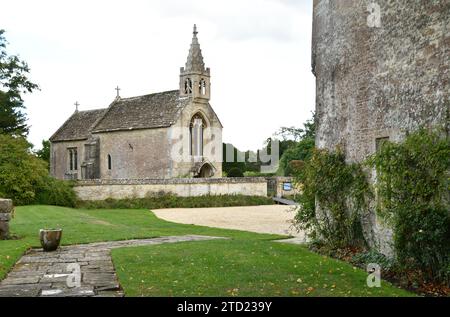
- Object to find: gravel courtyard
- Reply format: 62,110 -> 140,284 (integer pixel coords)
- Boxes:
153,205 -> 306,240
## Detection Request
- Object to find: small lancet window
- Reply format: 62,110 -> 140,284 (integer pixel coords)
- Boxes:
108,154 -> 112,170
68,148 -> 78,171
199,79 -> 207,95
184,78 -> 193,94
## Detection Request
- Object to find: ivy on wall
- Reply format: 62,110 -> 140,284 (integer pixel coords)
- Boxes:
368,128 -> 450,282
294,127 -> 450,283
294,148 -> 372,249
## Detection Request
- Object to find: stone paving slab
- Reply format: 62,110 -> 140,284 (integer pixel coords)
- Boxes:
0,235 -> 224,297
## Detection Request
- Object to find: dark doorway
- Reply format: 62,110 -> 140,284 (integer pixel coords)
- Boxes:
198,163 -> 213,178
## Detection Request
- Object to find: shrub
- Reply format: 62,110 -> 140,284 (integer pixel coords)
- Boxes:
35,177 -> 77,207
352,250 -> 395,271
294,148 -> 372,249
369,128 -> 450,282
243,171 -> 275,177
227,167 -> 244,178
77,194 -> 274,209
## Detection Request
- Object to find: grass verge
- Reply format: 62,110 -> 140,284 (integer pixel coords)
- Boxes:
0,205 -> 412,297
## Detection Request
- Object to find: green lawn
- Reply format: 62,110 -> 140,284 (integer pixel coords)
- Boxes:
1,205 -> 413,297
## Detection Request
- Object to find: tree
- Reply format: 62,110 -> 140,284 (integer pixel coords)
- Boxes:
278,113 -> 316,176
276,113 -> 316,141
279,137 -> 315,176
0,29 -> 39,136
35,139 -> 50,166
301,112 -> 316,139
223,113 -> 316,177
227,167 -> 244,178
222,143 -> 246,175
0,134 -> 75,206
0,134 -> 48,204
276,127 -> 304,142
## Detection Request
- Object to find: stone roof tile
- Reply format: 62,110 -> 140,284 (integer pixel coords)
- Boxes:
92,90 -> 189,133
49,109 -> 107,142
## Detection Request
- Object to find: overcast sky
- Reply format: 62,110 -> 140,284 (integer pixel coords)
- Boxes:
1,0 -> 315,151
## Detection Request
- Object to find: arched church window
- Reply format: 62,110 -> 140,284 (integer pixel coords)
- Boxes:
190,113 -> 206,156
184,78 -> 193,94
199,79 -> 207,95
108,154 -> 112,170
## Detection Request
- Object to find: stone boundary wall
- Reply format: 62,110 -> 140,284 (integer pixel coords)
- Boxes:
266,177 -> 300,198
74,177 -> 268,201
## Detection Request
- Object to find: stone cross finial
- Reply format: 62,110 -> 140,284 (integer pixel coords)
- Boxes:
193,24 -> 198,37
115,86 -> 121,98
74,101 -> 79,112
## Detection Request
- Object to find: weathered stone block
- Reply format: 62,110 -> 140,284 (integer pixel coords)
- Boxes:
0,214 -> 11,221
0,199 -> 13,213
0,199 -> 12,240
0,221 -> 9,240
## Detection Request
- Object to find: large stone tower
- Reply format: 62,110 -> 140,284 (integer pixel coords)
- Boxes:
312,0 -> 449,254
180,24 -> 211,102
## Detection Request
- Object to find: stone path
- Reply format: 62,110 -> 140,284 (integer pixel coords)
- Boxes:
0,235 -> 224,297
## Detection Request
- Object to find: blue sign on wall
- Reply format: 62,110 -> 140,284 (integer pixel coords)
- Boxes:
283,182 -> 292,191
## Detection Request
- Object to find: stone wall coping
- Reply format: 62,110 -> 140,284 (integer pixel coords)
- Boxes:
270,176 -> 295,181
75,177 -> 272,186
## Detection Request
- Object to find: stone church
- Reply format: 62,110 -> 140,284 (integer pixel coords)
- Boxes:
50,25 -> 223,180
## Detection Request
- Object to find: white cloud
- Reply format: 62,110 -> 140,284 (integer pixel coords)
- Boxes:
1,0 -> 315,151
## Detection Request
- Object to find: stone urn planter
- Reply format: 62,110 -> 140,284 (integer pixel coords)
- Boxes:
39,229 -> 62,252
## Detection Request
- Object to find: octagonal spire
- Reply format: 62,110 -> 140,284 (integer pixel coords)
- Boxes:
184,24 -> 206,73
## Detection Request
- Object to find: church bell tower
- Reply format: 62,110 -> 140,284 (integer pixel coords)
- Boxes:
180,25 -> 211,102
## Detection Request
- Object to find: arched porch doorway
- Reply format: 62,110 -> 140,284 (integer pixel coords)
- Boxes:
197,163 -> 214,178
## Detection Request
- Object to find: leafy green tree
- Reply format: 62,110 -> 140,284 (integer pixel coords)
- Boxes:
276,113 -> 316,141
243,150 -> 261,173
301,113 -> 316,139
0,134 -> 75,206
227,167 -> 244,178
279,137 -> 315,176
222,143 -> 246,175
0,134 -> 48,204
35,139 -> 50,166
223,113 -> 316,176
262,137 -> 296,159
278,113 -> 316,176
276,127 -> 304,142
0,29 -> 39,136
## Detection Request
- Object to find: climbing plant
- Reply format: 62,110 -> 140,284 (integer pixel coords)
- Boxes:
368,128 -> 450,282
294,148 -> 372,249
